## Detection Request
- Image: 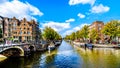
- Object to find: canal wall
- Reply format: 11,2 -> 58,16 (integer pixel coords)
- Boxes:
72,41 -> 120,48
0,40 -> 63,58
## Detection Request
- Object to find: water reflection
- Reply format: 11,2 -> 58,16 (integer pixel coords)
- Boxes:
38,41 -> 82,68
38,49 -> 58,68
0,52 -> 43,68
74,46 -> 120,68
1,41 -> 120,68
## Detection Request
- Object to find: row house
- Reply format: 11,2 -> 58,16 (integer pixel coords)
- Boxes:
89,21 -> 104,43
0,16 -> 40,43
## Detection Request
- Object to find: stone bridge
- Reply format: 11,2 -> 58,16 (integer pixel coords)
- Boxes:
0,43 -> 35,57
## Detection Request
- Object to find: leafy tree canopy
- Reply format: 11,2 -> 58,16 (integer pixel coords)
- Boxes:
102,20 -> 120,38
42,26 -> 62,40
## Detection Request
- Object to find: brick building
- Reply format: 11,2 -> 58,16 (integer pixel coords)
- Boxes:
0,16 -> 40,43
89,21 -> 104,43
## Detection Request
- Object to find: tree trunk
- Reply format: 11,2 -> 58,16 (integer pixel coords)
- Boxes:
108,36 -> 112,44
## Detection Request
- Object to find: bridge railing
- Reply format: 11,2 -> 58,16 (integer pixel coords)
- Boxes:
0,43 -> 31,52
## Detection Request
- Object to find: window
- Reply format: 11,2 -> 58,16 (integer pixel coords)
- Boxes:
27,32 -> 30,35
20,28 -> 22,30
98,27 -> 101,30
14,36 -> 18,38
25,36 -> 27,39
27,28 -> 29,30
20,31 -> 22,35
13,22 -> 17,27
5,34 -> 7,36
24,32 -> 26,34
14,32 -> 17,34
13,27 -> 16,30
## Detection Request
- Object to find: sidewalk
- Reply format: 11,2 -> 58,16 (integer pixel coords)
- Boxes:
73,41 -> 119,48
73,41 -> 84,45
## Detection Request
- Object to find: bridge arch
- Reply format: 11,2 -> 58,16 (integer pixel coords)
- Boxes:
0,46 -> 24,57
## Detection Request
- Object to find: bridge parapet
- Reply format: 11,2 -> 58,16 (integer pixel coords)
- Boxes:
0,43 -> 34,57
0,46 -> 24,57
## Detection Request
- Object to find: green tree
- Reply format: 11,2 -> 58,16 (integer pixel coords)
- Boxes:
75,31 -> 80,40
64,35 -> 71,40
64,25 -> 89,42
102,20 -> 120,43
70,32 -> 75,40
89,29 -> 99,43
117,22 -> 120,37
42,27 -> 62,41
80,25 -> 89,42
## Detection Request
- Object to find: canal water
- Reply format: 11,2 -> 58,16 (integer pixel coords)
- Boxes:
1,41 -> 120,68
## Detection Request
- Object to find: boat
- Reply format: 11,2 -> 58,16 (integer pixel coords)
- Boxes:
54,40 -> 62,46
48,42 -> 55,51
85,43 -> 94,49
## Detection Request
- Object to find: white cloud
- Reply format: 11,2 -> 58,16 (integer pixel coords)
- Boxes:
0,0 -> 43,21
41,21 -> 70,32
73,26 -> 80,31
64,30 -> 74,36
41,18 -> 76,37
65,18 -> 75,23
69,0 -> 96,6
90,4 -> 110,13
64,23 -> 89,35
77,13 -> 85,18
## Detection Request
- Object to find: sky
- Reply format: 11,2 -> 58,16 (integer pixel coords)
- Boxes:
0,0 -> 120,37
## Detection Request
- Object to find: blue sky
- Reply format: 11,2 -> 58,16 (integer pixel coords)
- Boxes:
0,0 -> 120,37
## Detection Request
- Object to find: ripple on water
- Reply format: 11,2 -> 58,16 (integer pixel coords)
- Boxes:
38,49 -> 82,68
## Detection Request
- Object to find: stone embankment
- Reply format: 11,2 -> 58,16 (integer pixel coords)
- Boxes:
72,41 -> 120,49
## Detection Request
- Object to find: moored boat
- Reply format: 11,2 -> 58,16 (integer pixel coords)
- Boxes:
48,42 -> 55,51
54,40 -> 62,46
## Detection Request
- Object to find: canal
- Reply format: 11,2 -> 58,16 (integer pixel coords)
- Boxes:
1,41 -> 120,68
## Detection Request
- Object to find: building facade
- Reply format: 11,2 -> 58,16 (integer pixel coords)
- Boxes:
0,16 -> 40,43
89,21 -> 104,43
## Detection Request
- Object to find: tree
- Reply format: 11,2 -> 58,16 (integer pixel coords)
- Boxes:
64,35 -> 71,40
117,22 -> 120,37
42,27 -> 62,41
75,31 -> 79,39
89,29 -> 99,43
70,32 -> 75,40
80,25 -> 89,42
64,25 -> 89,42
101,20 -> 120,43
